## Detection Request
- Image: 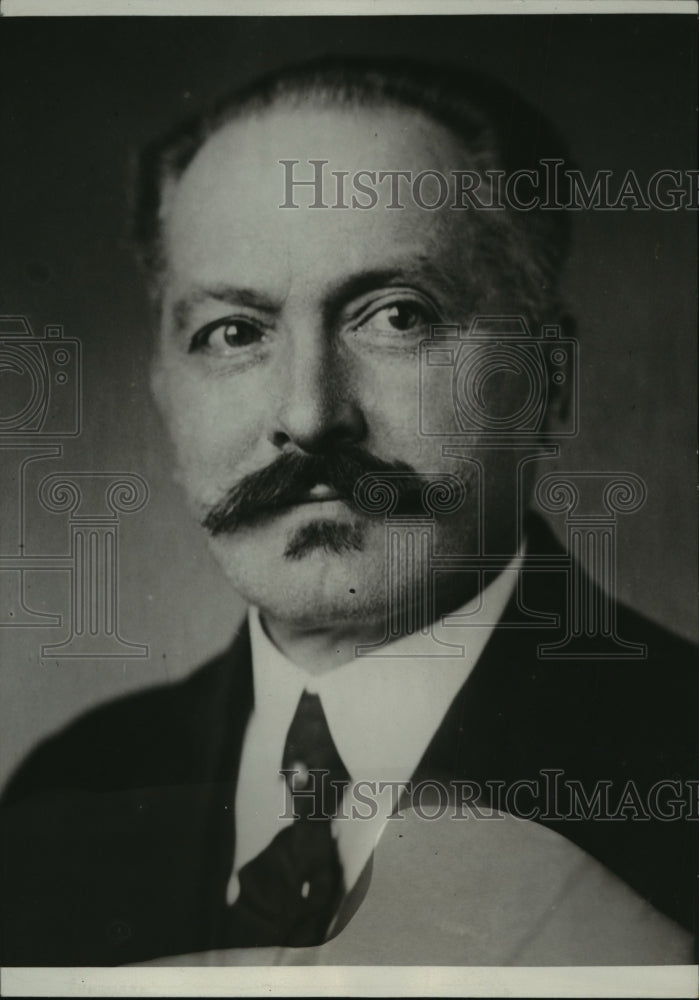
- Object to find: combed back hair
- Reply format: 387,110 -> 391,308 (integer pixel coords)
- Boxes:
133,55 -> 574,326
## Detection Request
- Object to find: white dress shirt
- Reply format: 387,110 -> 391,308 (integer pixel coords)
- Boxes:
226,552 -> 523,908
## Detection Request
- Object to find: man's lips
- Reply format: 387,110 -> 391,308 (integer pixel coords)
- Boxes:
302,484 -> 343,502
262,484 -> 347,514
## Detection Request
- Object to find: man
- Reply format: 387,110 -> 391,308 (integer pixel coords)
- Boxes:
1,57 -> 696,966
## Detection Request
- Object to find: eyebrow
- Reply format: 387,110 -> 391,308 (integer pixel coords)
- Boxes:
171,258 -> 458,333
172,284 -> 280,332
322,259 -> 455,322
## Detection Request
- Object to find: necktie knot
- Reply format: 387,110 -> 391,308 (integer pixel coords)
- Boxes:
281,690 -> 350,819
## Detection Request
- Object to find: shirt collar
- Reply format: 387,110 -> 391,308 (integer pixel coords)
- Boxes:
248,546 -> 524,785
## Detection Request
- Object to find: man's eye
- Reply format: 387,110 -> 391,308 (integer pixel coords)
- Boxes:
189,319 -> 263,354
356,301 -> 433,336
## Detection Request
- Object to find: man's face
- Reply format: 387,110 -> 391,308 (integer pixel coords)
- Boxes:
152,102 -> 541,631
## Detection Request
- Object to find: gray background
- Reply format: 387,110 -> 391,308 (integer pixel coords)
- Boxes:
0,14 -> 696,786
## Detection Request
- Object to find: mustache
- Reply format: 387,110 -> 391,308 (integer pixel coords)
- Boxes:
202,445 -> 425,537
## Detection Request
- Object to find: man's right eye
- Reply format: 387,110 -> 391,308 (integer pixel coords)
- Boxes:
189,318 -> 265,354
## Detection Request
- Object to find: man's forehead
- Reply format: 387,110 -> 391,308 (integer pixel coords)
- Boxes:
171,100 -> 470,192
160,102 -> 478,289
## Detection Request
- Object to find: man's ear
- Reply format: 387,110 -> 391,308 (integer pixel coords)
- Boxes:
545,312 -> 577,429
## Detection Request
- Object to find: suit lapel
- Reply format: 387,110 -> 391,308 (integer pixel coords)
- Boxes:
187,621 -> 256,951
416,513 -> 570,783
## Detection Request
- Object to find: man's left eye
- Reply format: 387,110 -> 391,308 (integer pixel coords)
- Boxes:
356,301 -> 433,335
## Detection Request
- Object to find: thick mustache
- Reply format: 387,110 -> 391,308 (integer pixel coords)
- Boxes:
202,446 -> 424,537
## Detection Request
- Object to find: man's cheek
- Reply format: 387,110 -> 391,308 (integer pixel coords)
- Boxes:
167,418 -> 225,509
362,379 -> 421,446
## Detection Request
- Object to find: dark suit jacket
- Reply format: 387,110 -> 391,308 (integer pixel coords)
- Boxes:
1,515 -> 696,965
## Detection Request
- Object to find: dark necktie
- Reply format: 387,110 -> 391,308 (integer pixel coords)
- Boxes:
227,689 -> 350,948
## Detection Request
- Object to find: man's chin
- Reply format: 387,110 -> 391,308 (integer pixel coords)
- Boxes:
206,515 -> 388,626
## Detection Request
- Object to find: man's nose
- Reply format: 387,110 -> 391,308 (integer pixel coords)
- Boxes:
269,335 -> 366,454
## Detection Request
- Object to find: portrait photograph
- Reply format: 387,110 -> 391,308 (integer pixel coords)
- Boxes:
0,3 -> 697,997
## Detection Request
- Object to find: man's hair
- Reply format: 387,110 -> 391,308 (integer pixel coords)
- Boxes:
134,55 -> 573,324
